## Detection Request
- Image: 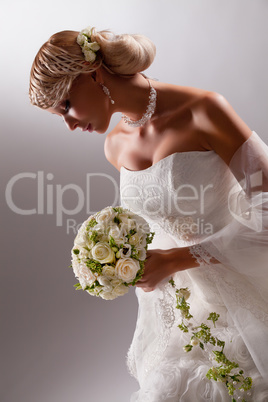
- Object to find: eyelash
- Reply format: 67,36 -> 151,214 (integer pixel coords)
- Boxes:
65,100 -> 70,113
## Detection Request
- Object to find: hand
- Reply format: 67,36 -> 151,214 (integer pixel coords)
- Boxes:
135,245 -> 213,292
135,249 -> 176,292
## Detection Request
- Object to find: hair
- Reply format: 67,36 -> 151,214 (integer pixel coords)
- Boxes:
29,27 -> 156,109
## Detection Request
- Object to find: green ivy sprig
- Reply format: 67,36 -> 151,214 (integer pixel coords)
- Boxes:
169,279 -> 253,401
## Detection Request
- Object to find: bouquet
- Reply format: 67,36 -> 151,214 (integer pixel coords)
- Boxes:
71,206 -> 154,300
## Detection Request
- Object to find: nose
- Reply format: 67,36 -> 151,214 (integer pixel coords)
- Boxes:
63,116 -> 78,131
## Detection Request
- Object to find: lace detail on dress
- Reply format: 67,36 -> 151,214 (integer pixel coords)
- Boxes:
143,283 -> 176,375
126,344 -> 137,379
188,243 -> 214,267
206,265 -> 268,326
126,283 -> 177,380
157,284 -> 176,329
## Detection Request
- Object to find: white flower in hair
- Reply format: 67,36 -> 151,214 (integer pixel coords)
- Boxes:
84,41 -> 100,52
81,26 -> 92,37
77,33 -> 86,46
77,26 -> 100,63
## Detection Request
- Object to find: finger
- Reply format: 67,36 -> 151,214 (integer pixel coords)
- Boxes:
136,278 -> 147,284
136,283 -> 155,292
142,287 -> 155,292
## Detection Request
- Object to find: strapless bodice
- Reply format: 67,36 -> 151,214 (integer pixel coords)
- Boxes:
120,149 -> 240,246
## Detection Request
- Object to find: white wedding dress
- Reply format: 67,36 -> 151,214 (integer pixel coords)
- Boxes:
120,131 -> 268,402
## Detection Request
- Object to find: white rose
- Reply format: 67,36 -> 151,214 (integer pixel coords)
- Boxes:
102,265 -> 116,279
74,232 -> 95,251
118,213 -> 131,223
83,49 -> 96,63
91,242 -> 115,264
86,286 -> 103,297
96,207 -> 116,226
100,291 -> 116,300
112,284 -> 129,297
128,233 -> 146,248
140,225 -> 151,236
98,233 -> 109,243
110,278 -> 122,287
74,231 -> 87,247
119,215 -> 136,231
108,225 -> 127,246
72,245 -> 91,259
115,258 -> 140,282
98,276 -> 112,291
73,261 -> 97,289
90,223 -> 107,240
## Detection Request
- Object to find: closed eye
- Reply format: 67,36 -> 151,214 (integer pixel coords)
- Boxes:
64,100 -> 70,113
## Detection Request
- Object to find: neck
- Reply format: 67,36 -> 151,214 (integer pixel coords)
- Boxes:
101,70 -> 158,121
99,67 -> 194,124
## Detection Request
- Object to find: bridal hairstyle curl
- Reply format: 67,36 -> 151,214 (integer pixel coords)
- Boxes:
29,27 -> 156,109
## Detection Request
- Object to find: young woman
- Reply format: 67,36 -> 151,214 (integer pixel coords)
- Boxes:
29,26 -> 268,401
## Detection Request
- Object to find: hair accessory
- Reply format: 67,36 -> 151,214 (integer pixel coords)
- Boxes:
100,83 -> 115,105
77,26 -> 100,63
122,80 -> 157,127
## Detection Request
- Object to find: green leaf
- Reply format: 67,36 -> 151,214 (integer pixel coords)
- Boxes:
113,207 -> 123,214
207,312 -> 220,328
86,219 -> 98,228
109,236 -> 117,248
183,344 -> 193,352
129,263 -> 145,286
146,232 -> 155,244
114,216 -> 120,224
169,278 -> 175,287
89,231 -> 98,242
216,338 -> 225,350
86,259 -> 103,274
178,322 -> 189,333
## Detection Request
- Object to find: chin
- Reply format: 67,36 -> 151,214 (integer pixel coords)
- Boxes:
95,127 -> 106,134
97,115 -> 113,134
96,121 -> 111,134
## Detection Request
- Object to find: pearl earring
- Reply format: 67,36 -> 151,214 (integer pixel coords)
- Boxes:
100,83 -> 115,105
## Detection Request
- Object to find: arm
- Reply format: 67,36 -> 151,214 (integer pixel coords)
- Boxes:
137,92 -> 253,292
136,246 -> 220,292
200,92 -> 253,167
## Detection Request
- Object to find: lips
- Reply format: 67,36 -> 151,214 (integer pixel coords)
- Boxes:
87,124 -> 93,132
82,124 -> 93,132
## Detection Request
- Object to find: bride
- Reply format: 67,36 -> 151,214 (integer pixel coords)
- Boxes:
29,26 -> 268,401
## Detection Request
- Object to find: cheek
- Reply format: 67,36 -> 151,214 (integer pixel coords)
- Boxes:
72,102 -> 90,119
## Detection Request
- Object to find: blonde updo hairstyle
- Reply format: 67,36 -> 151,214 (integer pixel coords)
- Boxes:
29,27 -> 156,109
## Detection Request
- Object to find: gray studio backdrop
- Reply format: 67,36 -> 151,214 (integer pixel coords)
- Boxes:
1,1 -> 268,401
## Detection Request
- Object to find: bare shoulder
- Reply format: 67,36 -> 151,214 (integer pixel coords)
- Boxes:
200,91 -> 253,166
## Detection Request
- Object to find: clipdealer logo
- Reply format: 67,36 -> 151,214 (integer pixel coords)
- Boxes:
5,168 -> 264,235
5,171 -> 120,231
